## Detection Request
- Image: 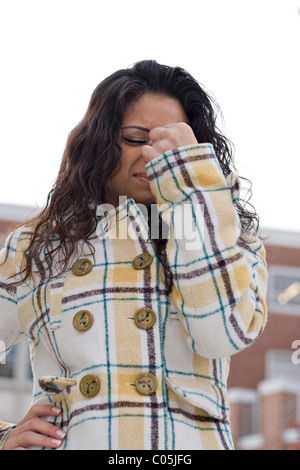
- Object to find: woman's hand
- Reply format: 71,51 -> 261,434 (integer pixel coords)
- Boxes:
3,404 -> 66,450
142,122 -> 198,162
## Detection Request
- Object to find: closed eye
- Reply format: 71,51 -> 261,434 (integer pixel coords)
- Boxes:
122,137 -> 149,146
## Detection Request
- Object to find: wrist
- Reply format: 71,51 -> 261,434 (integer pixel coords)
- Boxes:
0,425 -> 16,450
145,143 -> 215,204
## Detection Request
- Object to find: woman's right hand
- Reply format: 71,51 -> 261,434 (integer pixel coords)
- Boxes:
3,404 -> 66,450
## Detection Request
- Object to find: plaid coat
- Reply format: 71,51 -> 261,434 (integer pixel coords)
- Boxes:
0,144 -> 268,450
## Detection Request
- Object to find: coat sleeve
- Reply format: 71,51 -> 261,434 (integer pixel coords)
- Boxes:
145,143 -> 268,359
0,230 -> 25,448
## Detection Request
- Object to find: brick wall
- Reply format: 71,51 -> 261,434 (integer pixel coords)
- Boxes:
261,391 -> 297,450
230,377 -> 300,450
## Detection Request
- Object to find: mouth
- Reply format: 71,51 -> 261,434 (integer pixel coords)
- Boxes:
133,172 -> 149,185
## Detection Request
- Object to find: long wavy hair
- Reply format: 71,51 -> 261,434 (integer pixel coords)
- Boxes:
6,60 -> 259,289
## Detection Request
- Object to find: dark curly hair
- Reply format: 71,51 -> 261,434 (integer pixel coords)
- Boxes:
5,60 -> 259,290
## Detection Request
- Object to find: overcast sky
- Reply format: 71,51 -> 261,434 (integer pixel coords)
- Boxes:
0,0 -> 299,232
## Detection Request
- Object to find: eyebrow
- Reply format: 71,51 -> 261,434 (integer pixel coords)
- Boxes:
121,126 -> 150,132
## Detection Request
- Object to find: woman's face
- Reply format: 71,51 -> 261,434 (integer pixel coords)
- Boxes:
105,93 -> 188,206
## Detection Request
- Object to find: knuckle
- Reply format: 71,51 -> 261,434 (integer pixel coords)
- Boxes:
31,403 -> 40,409
157,141 -> 168,151
179,122 -> 191,133
29,417 -> 40,428
24,404 -> 39,419
180,121 -> 189,128
29,403 -> 41,414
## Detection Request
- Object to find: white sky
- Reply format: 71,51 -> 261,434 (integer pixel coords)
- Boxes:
0,0 -> 299,232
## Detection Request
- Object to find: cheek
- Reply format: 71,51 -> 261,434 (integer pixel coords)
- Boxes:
119,146 -> 141,173
110,154 -> 132,190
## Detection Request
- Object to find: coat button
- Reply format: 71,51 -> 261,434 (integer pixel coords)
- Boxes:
135,373 -> 157,396
134,307 -> 157,330
132,253 -> 153,270
72,259 -> 93,276
73,310 -> 94,332
79,375 -> 100,398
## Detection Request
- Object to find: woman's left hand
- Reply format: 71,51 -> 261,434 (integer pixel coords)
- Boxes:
142,123 -> 198,162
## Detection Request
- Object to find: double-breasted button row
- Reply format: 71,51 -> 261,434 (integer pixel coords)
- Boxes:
72,259 -> 94,332
74,306 -> 156,334
74,307 -> 157,333
72,252 -> 152,276
73,254 -> 157,397
79,373 -> 157,398
132,253 -> 156,331
72,253 -> 152,276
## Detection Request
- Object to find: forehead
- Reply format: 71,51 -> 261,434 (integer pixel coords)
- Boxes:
122,93 -> 188,130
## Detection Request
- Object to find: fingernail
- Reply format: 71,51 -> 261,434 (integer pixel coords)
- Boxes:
52,407 -> 61,414
51,439 -> 62,447
56,430 -> 66,439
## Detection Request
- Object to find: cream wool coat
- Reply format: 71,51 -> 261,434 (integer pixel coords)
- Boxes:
0,144 -> 268,450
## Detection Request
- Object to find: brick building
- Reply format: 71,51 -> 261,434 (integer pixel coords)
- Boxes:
228,229 -> 300,450
0,203 -> 299,449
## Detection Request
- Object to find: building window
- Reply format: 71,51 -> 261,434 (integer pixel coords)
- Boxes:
0,339 -> 33,423
268,266 -> 300,315
0,338 -> 32,382
266,349 -> 300,382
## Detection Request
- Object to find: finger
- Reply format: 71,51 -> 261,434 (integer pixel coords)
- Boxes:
22,416 -> 66,440
149,127 -> 169,142
141,145 -> 160,162
28,404 -> 62,418
13,430 -> 63,450
152,139 -> 175,154
162,123 -> 180,128
4,422 -> 65,450
17,405 -> 61,427
149,123 -> 189,142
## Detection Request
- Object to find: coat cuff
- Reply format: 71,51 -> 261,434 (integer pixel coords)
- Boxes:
0,423 -> 15,450
145,144 -> 237,205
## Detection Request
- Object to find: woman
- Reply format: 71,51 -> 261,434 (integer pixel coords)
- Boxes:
0,60 -> 268,450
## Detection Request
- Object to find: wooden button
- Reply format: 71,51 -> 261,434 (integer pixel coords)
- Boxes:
73,310 -> 94,332
132,253 -> 153,270
135,373 -> 157,396
72,259 -> 93,276
79,375 -> 100,398
134,308 -> 157,330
